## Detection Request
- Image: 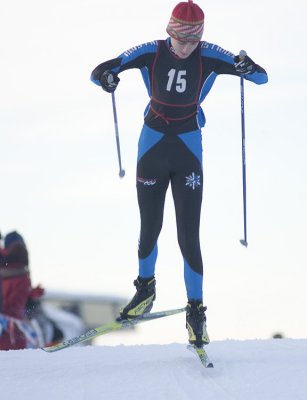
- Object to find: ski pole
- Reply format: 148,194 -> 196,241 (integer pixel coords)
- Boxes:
111,92 -> 125,178
239,50 -> 248,247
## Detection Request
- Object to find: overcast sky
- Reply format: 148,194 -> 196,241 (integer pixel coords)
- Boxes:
1,0 -> 306,344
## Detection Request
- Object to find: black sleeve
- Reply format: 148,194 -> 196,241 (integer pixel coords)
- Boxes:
91,58 -> 122,83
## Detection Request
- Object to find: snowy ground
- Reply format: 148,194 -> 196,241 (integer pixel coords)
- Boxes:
1,339 -> 306,400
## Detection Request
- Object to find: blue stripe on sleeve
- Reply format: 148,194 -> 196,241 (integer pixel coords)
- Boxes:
199,71 -> 218,103
245,70 -> 268,84
141,66 -> 151,96
91,76 -> 101,86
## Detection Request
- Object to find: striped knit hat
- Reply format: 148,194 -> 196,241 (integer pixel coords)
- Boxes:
166,0 -> 204,43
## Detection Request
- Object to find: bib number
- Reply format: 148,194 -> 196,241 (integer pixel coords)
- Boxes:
166,69 -> 187,93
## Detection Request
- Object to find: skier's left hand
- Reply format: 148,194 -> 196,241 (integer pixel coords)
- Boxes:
234,54 -> 256,74
100,70 -> 120,93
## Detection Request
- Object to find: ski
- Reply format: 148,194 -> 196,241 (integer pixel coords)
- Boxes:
187,344 -> 214,368
42,307 -> 186,353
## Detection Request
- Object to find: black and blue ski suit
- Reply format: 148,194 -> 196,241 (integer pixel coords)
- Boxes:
91,38 -> 268,301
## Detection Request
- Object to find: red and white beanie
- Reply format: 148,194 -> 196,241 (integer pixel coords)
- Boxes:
166,0 -> 204,42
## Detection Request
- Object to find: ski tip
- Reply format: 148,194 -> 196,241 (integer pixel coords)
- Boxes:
41,343 -> 68,353
41,347 -> 55,353
186,344 -> 214,368
41,346 -> 61,353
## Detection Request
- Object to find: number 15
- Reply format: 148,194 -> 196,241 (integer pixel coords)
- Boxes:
166,69 -> 187,93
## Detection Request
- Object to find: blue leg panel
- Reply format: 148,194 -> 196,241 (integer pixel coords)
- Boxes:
184,258 -> 203,301
139,243 -> 158,278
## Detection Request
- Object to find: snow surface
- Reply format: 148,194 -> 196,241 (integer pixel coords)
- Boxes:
1,339 -> 307,400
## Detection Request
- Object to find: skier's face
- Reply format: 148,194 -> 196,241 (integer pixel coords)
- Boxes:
170,38 -> 199,59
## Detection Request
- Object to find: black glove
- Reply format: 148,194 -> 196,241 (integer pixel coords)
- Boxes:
234,54 -> 256,75
99,70 -> 120,93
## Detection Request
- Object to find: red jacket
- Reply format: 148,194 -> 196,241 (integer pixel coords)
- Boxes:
0,244 -> 32,350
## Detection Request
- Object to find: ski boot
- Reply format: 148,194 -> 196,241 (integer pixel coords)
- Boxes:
118,276 -> 156,320
186,300 -> 210,347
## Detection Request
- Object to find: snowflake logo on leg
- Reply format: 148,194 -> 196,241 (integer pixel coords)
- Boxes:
185,172 -> 201,190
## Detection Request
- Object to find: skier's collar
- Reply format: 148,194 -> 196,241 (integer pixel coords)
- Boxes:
166,37 -> 178,57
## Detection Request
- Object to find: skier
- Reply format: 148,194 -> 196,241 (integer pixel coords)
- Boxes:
91,0 -> 268,348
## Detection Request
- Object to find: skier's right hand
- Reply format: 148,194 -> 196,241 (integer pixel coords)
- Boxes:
100,70 -> 120,93
234,54 -> 256,75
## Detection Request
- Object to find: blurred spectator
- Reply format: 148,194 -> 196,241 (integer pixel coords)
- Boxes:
0,231 -> 32,349
0,231 -> 64,350
272,333 -> 284,339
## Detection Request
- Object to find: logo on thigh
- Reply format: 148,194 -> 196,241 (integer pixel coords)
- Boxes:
185,172 -> 201,190
137,177 -> 157,186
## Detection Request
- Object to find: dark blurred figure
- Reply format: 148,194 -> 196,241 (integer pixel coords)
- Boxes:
0,231 -> 32,349
0,231 -> 63,350
272,333 -> 284,339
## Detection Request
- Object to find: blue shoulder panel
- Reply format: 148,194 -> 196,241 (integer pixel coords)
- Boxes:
114,41 -> 158,73
200,41 -> 235,64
